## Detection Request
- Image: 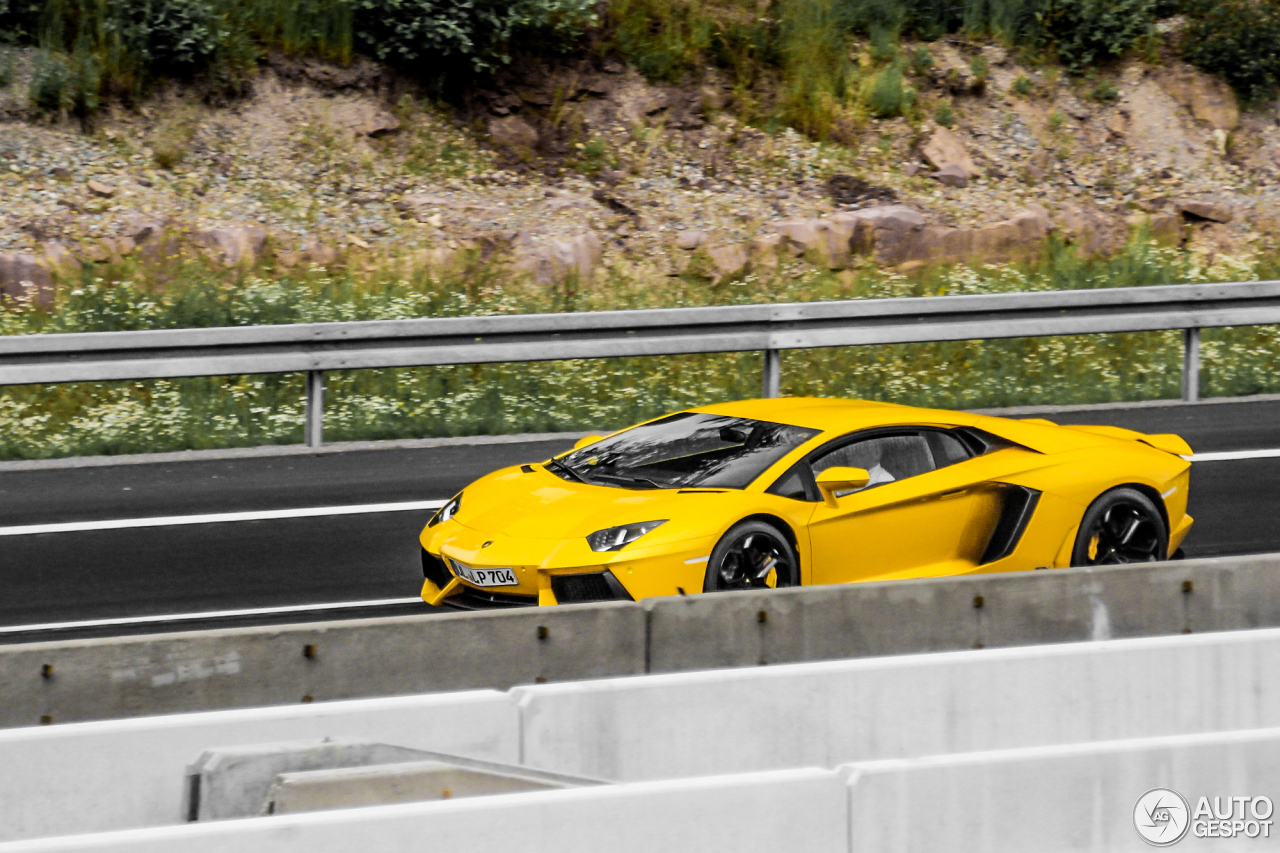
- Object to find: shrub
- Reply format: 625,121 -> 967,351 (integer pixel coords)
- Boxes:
910,44 -> 933,74
1039,0 -> 1153,72
0,47 -> 14,86
27,50 -> 68,110
1089,77 -> 1118,101
969,52 -> 988,81
1012,73 -> 1033,95
935,97 -> 954,127
353,0 -> 596,86
866,62 -> 910,117
1183,0 -> 1280,102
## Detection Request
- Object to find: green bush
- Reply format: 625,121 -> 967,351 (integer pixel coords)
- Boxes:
1183,0 -> 1280,102
1012,73 -> 1033,95
866,61 -> 909,117
354,0 -> 595,83
1089,77 -> 1118,101
1040,0 -> 1153,71
935,97 -> 954,127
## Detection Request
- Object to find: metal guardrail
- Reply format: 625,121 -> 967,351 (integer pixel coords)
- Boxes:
3,280 -> 1279,447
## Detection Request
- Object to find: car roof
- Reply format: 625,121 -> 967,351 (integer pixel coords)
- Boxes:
690,397 -> 974,435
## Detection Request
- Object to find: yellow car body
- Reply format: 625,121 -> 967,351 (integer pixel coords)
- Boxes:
419,397 -> 1193,608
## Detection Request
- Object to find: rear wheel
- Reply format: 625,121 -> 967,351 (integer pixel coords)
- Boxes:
1070,487 -> 1168,567
703,521 -> 799,592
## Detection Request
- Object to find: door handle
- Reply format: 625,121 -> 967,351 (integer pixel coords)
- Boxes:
938,488 -> 968,499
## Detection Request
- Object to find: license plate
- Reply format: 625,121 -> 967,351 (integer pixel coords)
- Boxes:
450,561 -> 518,587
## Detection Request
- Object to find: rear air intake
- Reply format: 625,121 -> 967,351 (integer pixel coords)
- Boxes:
980,485 -> 1042,564
551,571 -> 634,604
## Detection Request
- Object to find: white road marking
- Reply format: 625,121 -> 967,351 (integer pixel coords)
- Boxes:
0,597 -> 425,635
1189,449 -> 1280,462
0,499 -> 447,538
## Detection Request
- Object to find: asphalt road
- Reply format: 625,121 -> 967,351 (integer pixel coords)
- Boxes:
2,398 -> 1279,635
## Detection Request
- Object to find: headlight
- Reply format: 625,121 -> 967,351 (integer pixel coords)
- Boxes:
428,494 -> 462,527
587,520 -> 667,552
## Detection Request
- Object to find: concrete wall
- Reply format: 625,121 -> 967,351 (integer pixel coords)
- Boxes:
0,601 -> 643,727
514,628 -> 1280,782
0,691 -> 517,843
7,554 -> 1280,728
0,769 -> 848,853
843,727 -> 1280,853
642,552 -> 1280,673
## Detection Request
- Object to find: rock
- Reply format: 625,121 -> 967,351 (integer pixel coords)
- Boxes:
122,213 -> 169,244
766,218 -> 851,268
1052,205 -> 1128,259
613,77 -> 673,126
301,240 -> 340,267
1105,110 -> 1130,138
87,179 -> 116,198
848,204 -> 1048,268
191,225 -> 267,267
49,166 -> 70,180
933,164 -> 969,188
1127,213 -> 1183,246
705,243 -> 750,282
487,116 -> 539,156
41,241 -> 78,273
921,127 -> 977,178
328,101 -> 401,137
825,174 -> 897,206
1172,198 -> 1233,223
675,229 -> 708,250
512,231 -> 602,285
748,234 -> 784,271
348,234 -> 370,249
1156,67 -> 1239,130
0,253 -> 56,310
982,45 -> 1009,66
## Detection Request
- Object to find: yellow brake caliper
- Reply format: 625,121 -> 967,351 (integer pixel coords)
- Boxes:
1088,532 -> 1100,561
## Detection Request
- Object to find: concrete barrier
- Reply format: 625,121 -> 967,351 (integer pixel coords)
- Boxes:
263,760 -> 569,814
0,691 -> 517,843
843,727 -> 1280,853
0,601 -> 643,727
643,553 -> 1280,673
7,554 -> 1280,728
514,628 -> 1280,782
0,769 -> 848,853
186,739 -> 446,821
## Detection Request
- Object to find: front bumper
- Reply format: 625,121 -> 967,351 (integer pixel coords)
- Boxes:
419,538 -> 713,608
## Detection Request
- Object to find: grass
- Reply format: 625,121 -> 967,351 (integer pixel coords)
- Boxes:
1,238 -> 1279,460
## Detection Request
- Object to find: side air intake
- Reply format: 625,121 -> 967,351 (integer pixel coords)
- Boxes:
551,571 -> 634,604
980,485 -> 1042,565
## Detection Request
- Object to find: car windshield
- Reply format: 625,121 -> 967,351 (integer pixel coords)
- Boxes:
553,413 -> 819,490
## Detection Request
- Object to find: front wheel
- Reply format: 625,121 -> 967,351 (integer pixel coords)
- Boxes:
703,521 -> 799,592
1070,487 -> 1168,567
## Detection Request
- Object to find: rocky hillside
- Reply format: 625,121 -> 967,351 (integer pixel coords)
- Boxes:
1,19 -> 1277,311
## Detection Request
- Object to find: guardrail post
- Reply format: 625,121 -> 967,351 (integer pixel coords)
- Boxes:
305,370 -> 325,448
1181,327 -> 1200,403
762,350 -> 781,398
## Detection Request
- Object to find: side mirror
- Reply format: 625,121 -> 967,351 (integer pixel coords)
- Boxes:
814,466 -> 870,506
573,434 -> 603,451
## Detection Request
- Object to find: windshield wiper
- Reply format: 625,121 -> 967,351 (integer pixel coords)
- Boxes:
546,458 -> 588,483
588,471 -> 666,490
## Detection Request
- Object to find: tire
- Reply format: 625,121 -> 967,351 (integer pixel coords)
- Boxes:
1070,487 -> 1169,567
703,520 -> 800,593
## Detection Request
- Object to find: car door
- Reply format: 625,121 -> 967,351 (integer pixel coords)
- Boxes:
803,428 -> 1004,584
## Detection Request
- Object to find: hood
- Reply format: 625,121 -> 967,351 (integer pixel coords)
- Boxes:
456,466 -> 721,540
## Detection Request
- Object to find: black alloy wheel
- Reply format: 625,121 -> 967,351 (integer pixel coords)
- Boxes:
703,520 -> 799,592
1070,487 -> 1168,567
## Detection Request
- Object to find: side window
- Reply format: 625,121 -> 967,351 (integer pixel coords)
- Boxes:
765,466 -> 811,501
925,430 -> 973,469
812,432 -> 935,490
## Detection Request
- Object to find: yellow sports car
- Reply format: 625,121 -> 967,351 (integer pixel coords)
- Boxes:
418,398 -> 1193,608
